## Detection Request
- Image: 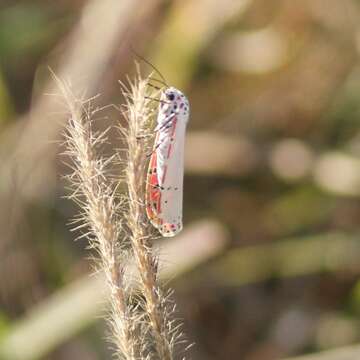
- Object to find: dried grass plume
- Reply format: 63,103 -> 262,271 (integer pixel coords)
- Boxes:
57,70 -> 188,359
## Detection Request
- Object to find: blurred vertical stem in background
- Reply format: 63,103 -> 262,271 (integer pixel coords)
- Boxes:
151,0 -> 252,88
0,0 -> 163,263
0,71 -> 14,125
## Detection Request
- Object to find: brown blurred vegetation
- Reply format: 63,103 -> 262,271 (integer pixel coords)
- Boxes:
1,0 -> 360,359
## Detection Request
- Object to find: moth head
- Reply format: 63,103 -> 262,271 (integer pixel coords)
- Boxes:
161,87 -> 189,118
165,91 -> 175,101
163,87 -> 181,102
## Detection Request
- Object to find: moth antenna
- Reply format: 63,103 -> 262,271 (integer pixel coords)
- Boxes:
147,83 -> 162,91
130,47 -> 169,87
145,96 -> 170,104
149,77 -> 167,87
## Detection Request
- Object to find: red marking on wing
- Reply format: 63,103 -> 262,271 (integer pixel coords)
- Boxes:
146,151 -> 162,225
161,165 -> 167,185
159,222 -> 183,237
167,144 -> 172,159
170,118 -> 177,137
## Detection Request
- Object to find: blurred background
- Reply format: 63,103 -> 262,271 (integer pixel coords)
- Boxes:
1,0 -> 360,359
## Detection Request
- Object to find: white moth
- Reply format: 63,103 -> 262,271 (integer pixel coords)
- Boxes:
146,86 -> 190,237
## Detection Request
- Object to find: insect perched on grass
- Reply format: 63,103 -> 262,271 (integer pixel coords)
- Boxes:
146,84 -> 190,237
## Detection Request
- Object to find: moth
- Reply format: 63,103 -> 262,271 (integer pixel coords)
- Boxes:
146,86 -> 190,237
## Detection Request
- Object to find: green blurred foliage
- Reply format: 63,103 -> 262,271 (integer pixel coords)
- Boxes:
2,0 -> 360,359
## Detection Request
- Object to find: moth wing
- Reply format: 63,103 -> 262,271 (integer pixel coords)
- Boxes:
156,119 -> 187,237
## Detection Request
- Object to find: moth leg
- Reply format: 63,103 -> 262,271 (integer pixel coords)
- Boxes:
136,133 -> 155,140
146,137 -> 167,157
138,114 -> 175,143
146,114 -> 176,157
154,113 -> 175,132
